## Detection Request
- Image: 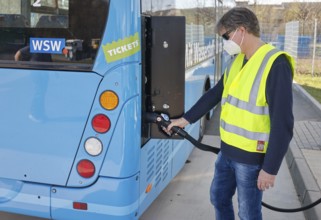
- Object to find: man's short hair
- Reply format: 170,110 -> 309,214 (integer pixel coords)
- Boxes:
216,7 -> 260,37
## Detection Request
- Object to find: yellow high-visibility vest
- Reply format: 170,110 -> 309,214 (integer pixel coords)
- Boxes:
220,44 -> 295,153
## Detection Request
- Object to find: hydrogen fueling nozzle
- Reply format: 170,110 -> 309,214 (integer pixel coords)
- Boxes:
144,112 -> 219,154
144,112 -> 188,137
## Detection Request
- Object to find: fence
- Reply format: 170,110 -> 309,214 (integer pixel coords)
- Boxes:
261,20 -> 321,76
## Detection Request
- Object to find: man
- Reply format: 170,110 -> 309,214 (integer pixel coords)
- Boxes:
14,45 -> 52,62
166,7 -> 295,220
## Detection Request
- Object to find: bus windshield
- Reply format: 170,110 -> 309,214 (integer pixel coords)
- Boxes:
0,0 -> 109,71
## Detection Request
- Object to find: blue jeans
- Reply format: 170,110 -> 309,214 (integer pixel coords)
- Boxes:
210,152 -> 263,220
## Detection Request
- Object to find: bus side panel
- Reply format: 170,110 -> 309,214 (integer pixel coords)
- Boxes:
138,139 -> 173,217
0,178 -> 50,219
184,60 -> 215,112
51,176 -> 139,220
171,137 -> 195,178
138,131 -> 197,217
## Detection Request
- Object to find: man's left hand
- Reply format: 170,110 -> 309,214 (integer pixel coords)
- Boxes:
257,169 -> 276,191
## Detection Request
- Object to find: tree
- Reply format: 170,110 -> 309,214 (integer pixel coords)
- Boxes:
284,2 -> 321,35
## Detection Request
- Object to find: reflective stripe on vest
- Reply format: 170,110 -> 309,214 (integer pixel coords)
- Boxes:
221,120 -> 270,141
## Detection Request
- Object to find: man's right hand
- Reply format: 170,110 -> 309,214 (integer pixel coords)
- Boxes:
165,117 -> 189,134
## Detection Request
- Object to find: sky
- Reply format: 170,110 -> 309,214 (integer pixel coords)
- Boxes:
172,0 -> 321,9
143,0 -> 235,10
142,0 -> 321,11
247,0 -> 321,4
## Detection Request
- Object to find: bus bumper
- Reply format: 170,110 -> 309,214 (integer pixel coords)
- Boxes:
0,175 -> 140,220
51,175 -> 140,220
0,178 -> 51,219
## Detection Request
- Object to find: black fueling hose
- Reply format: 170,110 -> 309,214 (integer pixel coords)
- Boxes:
144,112 -> 321,213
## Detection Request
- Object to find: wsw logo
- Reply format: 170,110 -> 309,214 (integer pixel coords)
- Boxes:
30,38 -> 66,54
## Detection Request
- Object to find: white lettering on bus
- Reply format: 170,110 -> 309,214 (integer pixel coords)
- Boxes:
33,0 -> 41,7
32,40 -> 62,52
107,40 -> 139,56
43,40 -> 50,51
32,40 -> 43,51
50,41 -> 63,52
185,40 -> 215,68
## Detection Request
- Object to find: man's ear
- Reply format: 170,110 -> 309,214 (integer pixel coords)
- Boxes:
238,26 -> 246,33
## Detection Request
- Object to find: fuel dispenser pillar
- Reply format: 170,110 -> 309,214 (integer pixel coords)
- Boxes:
142,16 -> 186,139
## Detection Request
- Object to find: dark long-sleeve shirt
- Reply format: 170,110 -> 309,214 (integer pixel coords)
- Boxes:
183,54 -> 294,175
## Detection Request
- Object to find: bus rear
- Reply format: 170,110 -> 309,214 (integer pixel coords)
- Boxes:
0,0 -> 223,219
0,0 -> 142,219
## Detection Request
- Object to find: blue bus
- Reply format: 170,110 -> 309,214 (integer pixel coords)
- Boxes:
0,0 -> 233,219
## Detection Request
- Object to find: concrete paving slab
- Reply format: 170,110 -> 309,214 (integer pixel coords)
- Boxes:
302,190 -> 321,220
302,150 -> 321,189
262,160 -> 305,220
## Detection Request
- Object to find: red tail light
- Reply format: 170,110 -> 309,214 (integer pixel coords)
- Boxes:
73,202 -> 88,210
92,114 -> 111,133
77,160 -> 95,178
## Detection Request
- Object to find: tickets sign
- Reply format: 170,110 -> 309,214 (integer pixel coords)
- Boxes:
102,32 -> 141,63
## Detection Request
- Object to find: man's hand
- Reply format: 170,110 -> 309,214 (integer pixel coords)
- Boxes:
257,169 -> 276,191
164,117 -> 189,135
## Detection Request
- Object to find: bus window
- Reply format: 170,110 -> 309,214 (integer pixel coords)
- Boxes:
0,0 -> 109,71
0,14 -> 29,27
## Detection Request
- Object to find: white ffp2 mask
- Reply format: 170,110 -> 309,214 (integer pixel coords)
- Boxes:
223,39 -> 241,55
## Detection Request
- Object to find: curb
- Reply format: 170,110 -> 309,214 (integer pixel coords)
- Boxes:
293,82 -> 321,114
286,141 -> 321,220
286,82 -> 321,220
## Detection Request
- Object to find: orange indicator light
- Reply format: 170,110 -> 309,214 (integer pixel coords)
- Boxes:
145,183 -> 153,193
100,90 -> 119,110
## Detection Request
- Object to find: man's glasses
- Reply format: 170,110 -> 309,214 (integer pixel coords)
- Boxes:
222,30 -> 232,40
